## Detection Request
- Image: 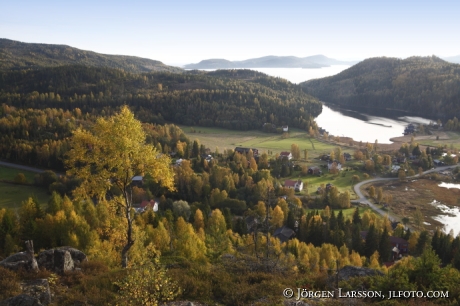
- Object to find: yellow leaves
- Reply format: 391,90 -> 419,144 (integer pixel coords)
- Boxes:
66,105 -> 175,202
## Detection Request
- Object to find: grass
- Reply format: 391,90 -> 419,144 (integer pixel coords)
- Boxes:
0,166 -> 37,183
416,131 -> 460,148
0,182 -> 49,209
0,165 -> 49,209
179,125 -> 347,157
278,160 -> 366,198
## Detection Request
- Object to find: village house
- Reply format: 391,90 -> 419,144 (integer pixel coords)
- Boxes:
273,226 -> 296,243
279,151 -> 292,160
282,125 -> 289,132
390,236 -> 409,257
131,175 -> 143,187
360,231 -> 409,260
234,147 -> 259,156
308,166 -> 322,175
284,179 -> 304,192
327,161 -> 342,172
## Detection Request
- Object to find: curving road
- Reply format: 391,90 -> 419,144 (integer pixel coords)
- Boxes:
352,165 -> 456,222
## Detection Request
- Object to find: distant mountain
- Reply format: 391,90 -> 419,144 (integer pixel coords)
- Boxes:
300,56 -> 460,119
443,55 -> 460,64
0,38 -> 183,73
184,55 -> 356,69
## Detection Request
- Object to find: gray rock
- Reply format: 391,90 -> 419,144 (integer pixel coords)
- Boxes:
0,241 -> 38,273
53,250 -> 74,274
37,247 -> 87,273
0,294 -> 43,306
21,279 -> 51,306
36,250 -> 54,272
0,252 -> 29,264
58,247 -> 87,266
337,265 -> 384,281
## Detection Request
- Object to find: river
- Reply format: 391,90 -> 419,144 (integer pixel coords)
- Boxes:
315,104 -> 433,144
191,65 -> 434,143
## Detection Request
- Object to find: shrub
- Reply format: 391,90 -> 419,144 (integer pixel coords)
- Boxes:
14,173 -> 27,184
0,266 -> 22,299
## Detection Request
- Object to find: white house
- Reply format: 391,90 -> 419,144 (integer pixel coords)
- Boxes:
285,179 -> 303,192
282,125 -> 289,132
279,151 -> 292,160
327,161 -> 342,172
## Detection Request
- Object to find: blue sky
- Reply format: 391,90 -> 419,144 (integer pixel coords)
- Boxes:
1,0 -> 459,66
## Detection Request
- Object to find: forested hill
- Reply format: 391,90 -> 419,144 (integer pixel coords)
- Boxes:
0,38 -> 183,73
300,56 -> 460,119
0,66 -> 322,130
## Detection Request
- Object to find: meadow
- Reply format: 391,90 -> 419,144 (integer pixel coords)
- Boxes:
0,165 -> 37,183
180,125 -> 346,156
0,182 -> 49,209
0,166 -> 50,209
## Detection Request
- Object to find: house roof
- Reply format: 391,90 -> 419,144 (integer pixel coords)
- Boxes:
280,151 -> 291,156
284,180 -> 297,188
273,226 -> 295,243
132,176 -> 143,181
389,236 -> 408,245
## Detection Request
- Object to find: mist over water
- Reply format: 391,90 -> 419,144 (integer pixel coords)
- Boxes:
188,65 -> 351,84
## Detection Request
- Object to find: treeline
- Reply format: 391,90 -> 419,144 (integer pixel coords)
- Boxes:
300,56 -> 460,119
0,65 -> 322,131
0,104 -> 189,171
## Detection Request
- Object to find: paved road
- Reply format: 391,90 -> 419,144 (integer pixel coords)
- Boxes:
352,165 -> 456,222
0,160 -> 64,176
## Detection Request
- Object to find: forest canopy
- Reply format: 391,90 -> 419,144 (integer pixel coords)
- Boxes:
300,56 -> 460,119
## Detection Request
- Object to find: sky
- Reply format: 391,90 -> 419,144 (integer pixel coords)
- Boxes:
1,0 -> 459,66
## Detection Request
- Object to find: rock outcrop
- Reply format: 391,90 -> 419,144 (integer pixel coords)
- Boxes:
21,279 -> 51,306
337,266 -> 384,281
1,243 -> 87,275
0,294 -> 43,306
0,241 -> 38,272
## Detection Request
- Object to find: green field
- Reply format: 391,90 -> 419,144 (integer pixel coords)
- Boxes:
0,165 -> 37,183
0,182 -> 49,209
0,166 -> 50,209
281,164 -> 366,198
416,131 -> 460,148
179,125 -> 346,157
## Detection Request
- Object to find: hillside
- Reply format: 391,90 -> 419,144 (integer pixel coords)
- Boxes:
0,38 -> 183,73
300,56 -> 460,119
184,55 -> 356,69
0,66 -> 321,131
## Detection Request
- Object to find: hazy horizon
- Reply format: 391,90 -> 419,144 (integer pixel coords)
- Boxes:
2,0 -> 459,66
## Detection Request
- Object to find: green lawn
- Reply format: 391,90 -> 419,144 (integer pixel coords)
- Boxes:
0,182 -> 49,209
0,165 -> 37,183
179,125 -> 343,157
278,160 -> 366,198
417,131 -> 460,148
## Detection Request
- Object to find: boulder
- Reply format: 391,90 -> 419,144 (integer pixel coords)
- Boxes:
337,266 -> 384,281
37,249 -> 74,274
58,247 -> 88,266
37,247 -> 87,273
0,241 -> 38,272
0,294 -> 43,306
21,279 -> 51,306
53,250 -> 74,274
